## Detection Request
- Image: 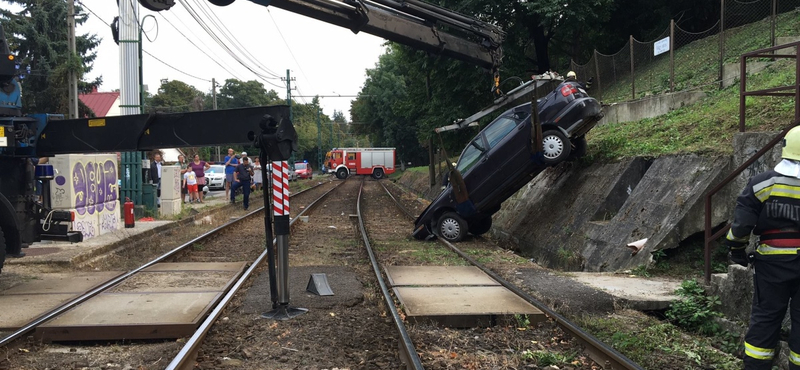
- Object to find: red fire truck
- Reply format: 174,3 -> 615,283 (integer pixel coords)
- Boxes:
325,148 -> 396,179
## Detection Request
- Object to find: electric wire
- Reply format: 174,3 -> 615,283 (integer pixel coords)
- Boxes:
178,0 -> 285,89
157,12 -> 245,81
78,1 -> 211,83
192,0 -> 282,79
267,9 -> 314,94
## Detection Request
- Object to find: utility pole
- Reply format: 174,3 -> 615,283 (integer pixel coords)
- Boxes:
281,70 -> 296,165
212,78 -> 220,162
67,0 -> 78,119
316,106 -> 322,172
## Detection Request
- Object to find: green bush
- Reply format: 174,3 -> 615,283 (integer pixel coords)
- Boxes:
666,279 -> 722,335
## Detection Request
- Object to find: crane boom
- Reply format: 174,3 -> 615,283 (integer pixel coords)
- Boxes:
142,0 -> 504,72
252,0 -> 503,70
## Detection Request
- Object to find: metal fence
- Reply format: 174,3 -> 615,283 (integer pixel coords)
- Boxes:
570,0 -> 800,103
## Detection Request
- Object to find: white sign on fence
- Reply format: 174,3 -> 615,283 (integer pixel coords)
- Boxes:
654,37 -> 670,56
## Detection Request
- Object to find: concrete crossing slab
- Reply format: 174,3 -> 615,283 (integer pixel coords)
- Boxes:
0,271 -> 122,330
385,266 -> 500,286
30,262 -> 246,342
36,292 -> 221,341
393,286 -> 545,327
386,266 -> 544,327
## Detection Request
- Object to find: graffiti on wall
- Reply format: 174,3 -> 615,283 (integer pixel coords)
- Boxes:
53,159 -> 118,214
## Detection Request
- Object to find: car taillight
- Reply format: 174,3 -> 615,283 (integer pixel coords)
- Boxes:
560,85 -> 578,97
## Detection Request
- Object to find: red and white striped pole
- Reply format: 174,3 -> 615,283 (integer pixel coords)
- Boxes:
272,160 -> 292,306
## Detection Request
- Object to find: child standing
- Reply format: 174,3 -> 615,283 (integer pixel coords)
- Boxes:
184,169 -> 199,203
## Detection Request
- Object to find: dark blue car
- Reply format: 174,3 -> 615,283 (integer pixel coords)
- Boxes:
412,81 -> 604,242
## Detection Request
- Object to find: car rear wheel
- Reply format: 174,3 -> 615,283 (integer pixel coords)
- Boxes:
469,216 -> 492,236
437,212 -> 467,242
542,130 -> 571,164
336,168 -> 348,180
372,168 -> 385,179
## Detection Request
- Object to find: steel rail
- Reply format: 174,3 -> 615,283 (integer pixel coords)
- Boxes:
357,178 -> 425,370
166,178 -> 348,370
376,180 -> 644,370
0,180 -> 332,349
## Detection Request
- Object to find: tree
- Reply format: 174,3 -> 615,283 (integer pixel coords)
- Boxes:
0,0 -> 100,115
150,79 -> 205,113
212,79 -> 281,109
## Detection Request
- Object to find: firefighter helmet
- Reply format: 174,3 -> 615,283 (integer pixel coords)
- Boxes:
782,126 -> 800,160
566,71 -> 577,79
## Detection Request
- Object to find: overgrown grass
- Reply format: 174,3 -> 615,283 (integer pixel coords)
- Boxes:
577,310 -> 741,369
586,59 -> 798,162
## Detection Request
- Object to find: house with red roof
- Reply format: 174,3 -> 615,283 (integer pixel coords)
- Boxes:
79,87 -> 120,117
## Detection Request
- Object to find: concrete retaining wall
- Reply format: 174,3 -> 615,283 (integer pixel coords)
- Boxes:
397,131 -> 786,273
598,90 -> 707,125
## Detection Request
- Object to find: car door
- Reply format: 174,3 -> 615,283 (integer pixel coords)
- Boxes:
474,114 -> 529,209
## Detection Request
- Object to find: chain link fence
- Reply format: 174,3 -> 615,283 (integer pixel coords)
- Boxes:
570,0 -> 800,104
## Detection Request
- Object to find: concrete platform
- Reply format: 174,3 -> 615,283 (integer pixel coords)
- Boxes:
0,271 -> 122,330
386,266 -> 545,327
35,262 -> 246,342
5,190 -> 233,269
567,272 -> 681,311
6,221 -> 171,267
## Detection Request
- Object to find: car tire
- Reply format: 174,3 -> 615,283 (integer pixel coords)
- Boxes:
336,168 -> 348,180
372,168 -> 385,179
437,212 -> 467,242
469,216 -> 492,236
567,136 -> 587,161
542,129 -> 571,164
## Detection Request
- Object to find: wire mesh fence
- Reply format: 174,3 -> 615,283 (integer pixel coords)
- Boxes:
570,0 -> 800,104
632,27 -> 671,99
673,21 -> 720,92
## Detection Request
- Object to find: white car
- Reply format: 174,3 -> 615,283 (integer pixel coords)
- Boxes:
204,165 -> 226,190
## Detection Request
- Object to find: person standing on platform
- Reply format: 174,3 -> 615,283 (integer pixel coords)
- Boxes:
223,148 -> 239,199
183,167 -> 200,203
177,154 -> 189,204
230,156 -> 254,210
252,156 -> 263,192
149,153 -> 163,207
190,154 -> 210,203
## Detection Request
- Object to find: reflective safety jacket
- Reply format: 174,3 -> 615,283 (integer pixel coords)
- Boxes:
726,170 -> 800,256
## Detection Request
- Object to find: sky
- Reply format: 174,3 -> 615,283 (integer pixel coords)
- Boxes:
76,0 -> 388,119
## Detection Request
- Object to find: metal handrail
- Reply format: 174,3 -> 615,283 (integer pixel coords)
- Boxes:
703,41 -> 800,285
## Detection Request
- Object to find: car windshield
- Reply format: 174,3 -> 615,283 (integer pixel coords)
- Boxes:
295,163 -> 307,170
456,139 -> 484,174
205,165 -> 224,174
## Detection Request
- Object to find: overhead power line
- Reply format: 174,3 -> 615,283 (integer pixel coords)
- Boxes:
179,0 -> 285,89
158,11 -> 244,81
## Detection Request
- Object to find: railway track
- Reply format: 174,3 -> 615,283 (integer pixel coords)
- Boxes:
1,175 -> 645,370
374,180 -> 644,370
0,179 -> 339,368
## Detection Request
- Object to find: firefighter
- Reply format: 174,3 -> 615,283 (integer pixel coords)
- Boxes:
725,125 -> 800,370
564,71 -> 592,90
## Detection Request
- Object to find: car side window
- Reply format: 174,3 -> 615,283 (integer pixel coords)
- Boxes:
483,116 -> 518,149
456,140 -> 483,174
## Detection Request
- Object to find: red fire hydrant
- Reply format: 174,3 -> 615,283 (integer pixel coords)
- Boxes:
124,197 -> 135,228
